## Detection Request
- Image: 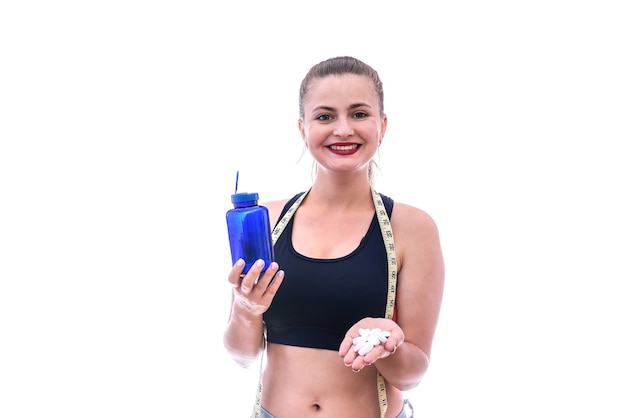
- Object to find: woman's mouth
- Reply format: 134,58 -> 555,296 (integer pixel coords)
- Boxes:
328,144 -> 360,155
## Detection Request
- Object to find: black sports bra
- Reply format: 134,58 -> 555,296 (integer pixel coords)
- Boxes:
263,192 -> 394,351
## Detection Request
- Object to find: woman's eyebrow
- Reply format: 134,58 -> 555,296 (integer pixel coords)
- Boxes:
312,103 -> 373,112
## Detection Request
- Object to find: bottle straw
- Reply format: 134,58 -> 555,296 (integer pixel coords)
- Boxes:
235,170 -> 239,194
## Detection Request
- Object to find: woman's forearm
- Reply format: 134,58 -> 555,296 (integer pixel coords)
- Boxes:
223,300 -> 266,369
374,342 -> 430,391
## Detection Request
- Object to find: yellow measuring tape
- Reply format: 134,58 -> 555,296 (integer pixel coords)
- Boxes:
253,188 -> 397,418
372,187 -> 398,418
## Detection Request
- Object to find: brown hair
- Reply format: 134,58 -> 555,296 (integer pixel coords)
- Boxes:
298,56 -> 385,119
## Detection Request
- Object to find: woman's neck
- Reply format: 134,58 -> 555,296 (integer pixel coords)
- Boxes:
307,173 -> 374,209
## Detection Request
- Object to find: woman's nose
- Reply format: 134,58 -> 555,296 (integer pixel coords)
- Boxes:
333,117 -> 354,138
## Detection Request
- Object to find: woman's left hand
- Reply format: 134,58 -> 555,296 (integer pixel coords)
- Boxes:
339,317 -> 404,372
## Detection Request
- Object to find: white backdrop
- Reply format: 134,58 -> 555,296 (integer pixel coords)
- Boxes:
1,1 -> 625,417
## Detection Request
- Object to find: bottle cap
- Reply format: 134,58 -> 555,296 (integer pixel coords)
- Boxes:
231,192 -> 259,204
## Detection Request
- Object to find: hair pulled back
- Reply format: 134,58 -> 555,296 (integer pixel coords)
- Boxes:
298,56 -> 384,119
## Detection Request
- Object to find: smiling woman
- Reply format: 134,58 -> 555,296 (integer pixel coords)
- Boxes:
298,62 -> 388,184
3,1 -> 625,417
223,56 -> 445,418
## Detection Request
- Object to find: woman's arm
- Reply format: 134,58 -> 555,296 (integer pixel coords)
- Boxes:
223,199 -> 288,369
223,258 -> 284,369
339,203 -> 444,390
377,203 -> 444,389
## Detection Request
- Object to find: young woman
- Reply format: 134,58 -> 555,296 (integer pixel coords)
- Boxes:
224,56 -> 445,418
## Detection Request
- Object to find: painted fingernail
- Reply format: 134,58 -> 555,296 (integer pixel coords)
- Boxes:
256,259 -> 264,267
236,259 -> 245,267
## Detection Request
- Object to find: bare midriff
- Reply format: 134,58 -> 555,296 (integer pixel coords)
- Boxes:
261,344 -> 404,418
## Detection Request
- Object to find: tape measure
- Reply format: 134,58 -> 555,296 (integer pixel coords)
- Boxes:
253,188 -> 397,418
371,187 -> 398,418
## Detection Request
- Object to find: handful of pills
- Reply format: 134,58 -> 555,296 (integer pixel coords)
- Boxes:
352,328 -> 391,356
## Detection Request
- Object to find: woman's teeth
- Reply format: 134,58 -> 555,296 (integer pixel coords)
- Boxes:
329,144 -> 358,151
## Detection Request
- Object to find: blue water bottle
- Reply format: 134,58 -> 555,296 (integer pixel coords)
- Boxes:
226,191 -> 274,273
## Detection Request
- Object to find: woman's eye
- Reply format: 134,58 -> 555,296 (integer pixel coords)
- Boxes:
353,111 -> 368,119
317,114 -> 331,121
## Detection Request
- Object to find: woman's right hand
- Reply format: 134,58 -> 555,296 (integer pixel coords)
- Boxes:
228,259 -> 284,316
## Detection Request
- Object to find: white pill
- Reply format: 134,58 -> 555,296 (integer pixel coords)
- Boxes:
367,335 -> 381,345
357,342 -> 375,356
352,336 -> 366,345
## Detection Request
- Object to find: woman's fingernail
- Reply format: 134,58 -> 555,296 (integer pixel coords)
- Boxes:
256,259 -> 264,267
236,259 -> 245,267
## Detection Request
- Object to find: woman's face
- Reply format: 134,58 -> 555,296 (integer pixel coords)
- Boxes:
299,74 -> 387,176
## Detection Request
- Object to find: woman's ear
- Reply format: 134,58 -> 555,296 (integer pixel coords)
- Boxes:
379,114 -> 388,146
298,118 -> 307,146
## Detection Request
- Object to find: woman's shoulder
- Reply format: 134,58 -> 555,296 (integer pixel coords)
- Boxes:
263,198 -> 291,212
262,191 -> 306,213
261,199 -> 288,228
389,200 -> 444,285
262,192 -> 307,228
389,200 -> 440,236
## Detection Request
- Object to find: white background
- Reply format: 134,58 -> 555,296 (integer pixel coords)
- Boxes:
1,1 -> 625,417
